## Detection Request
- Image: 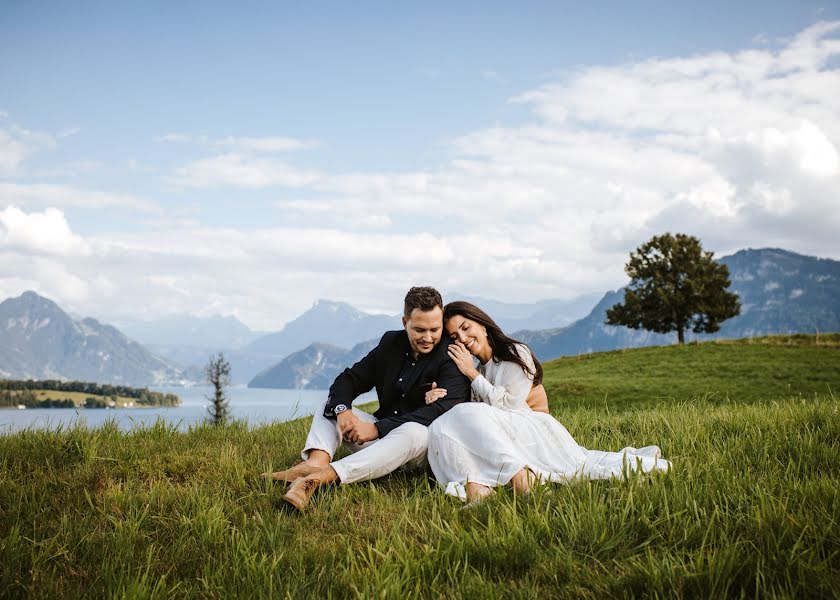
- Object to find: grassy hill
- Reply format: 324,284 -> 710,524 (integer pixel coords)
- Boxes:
543,333 -> 840,410
0,335 -> 838,598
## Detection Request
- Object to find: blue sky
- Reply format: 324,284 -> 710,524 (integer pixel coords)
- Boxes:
1,2 -> 839,330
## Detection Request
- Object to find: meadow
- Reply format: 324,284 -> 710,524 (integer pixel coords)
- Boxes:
0,335 -> 838,598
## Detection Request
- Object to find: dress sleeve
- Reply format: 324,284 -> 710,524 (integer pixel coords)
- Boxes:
470,344 -> 534,410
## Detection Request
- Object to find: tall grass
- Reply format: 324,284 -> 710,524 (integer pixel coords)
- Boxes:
1,336 -> 838,598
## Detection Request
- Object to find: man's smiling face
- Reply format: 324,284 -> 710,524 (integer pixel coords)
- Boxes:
403,306 -> 443,357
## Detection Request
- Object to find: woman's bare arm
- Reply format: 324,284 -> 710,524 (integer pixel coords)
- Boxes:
525,384 -> 549,413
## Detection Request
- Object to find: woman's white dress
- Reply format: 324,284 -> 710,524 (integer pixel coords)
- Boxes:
427,344 -> 671,501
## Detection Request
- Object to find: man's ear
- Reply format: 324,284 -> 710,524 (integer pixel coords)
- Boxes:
402,316 -> 408,329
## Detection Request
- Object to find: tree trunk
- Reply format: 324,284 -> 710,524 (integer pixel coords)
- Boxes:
677,327 -> 685,345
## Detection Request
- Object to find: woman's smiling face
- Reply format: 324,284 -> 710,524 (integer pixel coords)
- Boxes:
445,314 -> 490,359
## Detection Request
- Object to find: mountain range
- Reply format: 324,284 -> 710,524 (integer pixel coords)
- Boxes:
0,292 -> 186,386
249,248 -> 840,389
248,339 -> 378,389
448,292 -> 602,332
2,247 -> 837,389
242,292 -> 601,388
116,300 -> 399,384
516,248 -> 840,358
242,300 -> 400,357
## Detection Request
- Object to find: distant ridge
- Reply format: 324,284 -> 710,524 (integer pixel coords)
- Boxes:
6,247 -> 836,389
245,248 -> 840,389
249,338 -> 378,389
0,291 -> 187,386
243,300 -> 399,358
517,248 -> 840,360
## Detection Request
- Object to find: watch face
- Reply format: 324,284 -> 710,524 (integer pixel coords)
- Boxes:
334,404 -> 348,414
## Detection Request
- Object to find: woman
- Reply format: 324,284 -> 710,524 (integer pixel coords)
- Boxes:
426,301 -> 670,503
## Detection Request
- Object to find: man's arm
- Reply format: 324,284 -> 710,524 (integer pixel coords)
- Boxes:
323,334 -> 384,419
373,353 -> 470,438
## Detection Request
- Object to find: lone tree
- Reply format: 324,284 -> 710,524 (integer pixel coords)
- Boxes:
206,352 -> 231,425
605,233 -> 741,344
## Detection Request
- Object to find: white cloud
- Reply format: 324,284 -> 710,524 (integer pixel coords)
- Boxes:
164,133 -> 322,188
0,183 -> 161,212
0,206 -> 91,256
56,127 -> 81,139
157,133 -> 318,153
0,120 -> 60,173
36,160 -> 103,178
0,130 -> 31,172
218,136 -> 319,152
155,133 -> 207,144
169,153 -> 320,189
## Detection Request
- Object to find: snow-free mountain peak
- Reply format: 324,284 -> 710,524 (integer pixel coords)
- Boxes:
0,291 -> 187,385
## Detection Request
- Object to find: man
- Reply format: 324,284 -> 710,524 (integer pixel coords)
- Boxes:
262,286 -> 470,510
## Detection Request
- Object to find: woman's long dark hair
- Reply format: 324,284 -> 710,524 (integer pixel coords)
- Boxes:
443,301 -> 543,386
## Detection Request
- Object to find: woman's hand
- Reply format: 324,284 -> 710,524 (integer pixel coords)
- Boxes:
448,341 -> 480,381
425,382 -> 448,404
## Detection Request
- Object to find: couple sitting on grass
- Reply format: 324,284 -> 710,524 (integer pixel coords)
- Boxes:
262,286 -> 670,510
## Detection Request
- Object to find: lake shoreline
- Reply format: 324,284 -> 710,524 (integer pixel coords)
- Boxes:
0,387 -> 374,434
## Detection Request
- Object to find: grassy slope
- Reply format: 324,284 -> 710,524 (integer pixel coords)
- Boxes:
0,335 -> 838,598
543,333 -> 840,411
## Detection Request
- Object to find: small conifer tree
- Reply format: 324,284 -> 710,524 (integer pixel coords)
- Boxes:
206,353 -> 231,425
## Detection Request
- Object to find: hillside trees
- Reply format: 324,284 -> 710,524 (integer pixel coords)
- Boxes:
606,233 -> 741,344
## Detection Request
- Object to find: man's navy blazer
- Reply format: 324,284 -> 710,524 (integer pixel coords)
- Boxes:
324,330 -> 471,438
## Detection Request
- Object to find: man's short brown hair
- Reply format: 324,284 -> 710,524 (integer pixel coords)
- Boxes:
403,286 -> 443,318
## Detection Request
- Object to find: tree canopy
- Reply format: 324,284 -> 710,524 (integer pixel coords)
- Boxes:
605,233 -> 741,344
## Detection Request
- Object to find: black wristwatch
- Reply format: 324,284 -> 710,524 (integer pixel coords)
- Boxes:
333,404 -> 349,416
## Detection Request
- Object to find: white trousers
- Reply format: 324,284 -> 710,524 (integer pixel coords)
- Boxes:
302,401 -> 429,484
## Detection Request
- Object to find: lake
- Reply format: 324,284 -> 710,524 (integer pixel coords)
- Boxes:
0,386 -> 377,434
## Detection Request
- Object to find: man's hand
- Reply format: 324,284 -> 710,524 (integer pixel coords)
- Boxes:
344,421 -> 379,444
336,410 -> 360,436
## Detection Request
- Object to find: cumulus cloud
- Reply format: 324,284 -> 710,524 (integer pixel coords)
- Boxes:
310,21 -> 840,261
0,206 -> 91,256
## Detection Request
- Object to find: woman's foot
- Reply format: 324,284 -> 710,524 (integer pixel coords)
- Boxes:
465,482 -> 494,504
509,467 -> 538,494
